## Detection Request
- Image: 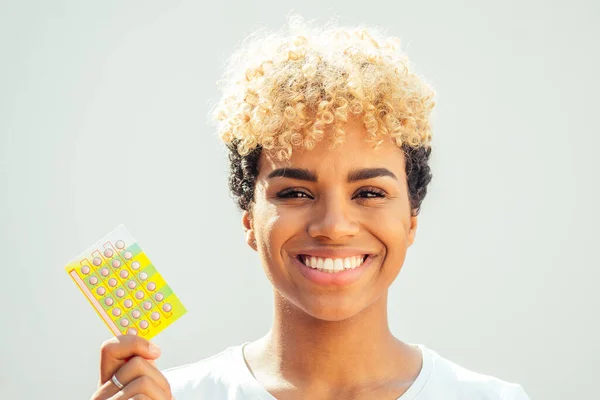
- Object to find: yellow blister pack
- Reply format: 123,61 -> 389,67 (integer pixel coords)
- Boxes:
65,225 -> 186,340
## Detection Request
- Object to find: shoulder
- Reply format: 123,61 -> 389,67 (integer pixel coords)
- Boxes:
162,344 -> 243,399
422,346 -> 530,400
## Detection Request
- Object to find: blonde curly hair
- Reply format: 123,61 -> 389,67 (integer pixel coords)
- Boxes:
213,16 -> 436,161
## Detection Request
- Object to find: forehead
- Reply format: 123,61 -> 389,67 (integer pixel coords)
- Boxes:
258,119 -> 406,177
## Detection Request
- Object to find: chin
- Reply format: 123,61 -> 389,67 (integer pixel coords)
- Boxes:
292,294 -> 374,322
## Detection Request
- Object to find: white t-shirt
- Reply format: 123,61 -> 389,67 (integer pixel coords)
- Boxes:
164,343 -> 530,400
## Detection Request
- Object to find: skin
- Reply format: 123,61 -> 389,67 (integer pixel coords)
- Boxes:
92,335 -> 173,400
241,118 -> 424,399
92,117 -> 422,400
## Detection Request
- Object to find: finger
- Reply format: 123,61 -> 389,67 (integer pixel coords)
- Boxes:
100,335 -> 161,383
94,356 -> 170,399
108,394 -> 152,400
125,395 -> 152,400
109,375 -> 171,400
92,379 -> 120,400
116,356 -> 171,396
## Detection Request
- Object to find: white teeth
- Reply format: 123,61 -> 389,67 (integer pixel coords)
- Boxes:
323,258 -> 334,271
316,257 -> 324,270
300,255 -> 366,273
333,259 -> 344,272
346,257 -> 360,268
343,258 -> 353,269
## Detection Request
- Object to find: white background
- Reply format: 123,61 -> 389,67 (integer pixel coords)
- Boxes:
1,0 -> 598,399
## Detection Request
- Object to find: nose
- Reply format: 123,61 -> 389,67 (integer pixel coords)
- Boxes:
307,194 -> 360,241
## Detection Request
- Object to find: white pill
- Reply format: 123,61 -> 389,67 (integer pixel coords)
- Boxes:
135,290 -> 144,300
116,240 -> 125,249
112,308 -> 121,317
131,261 -> 140,270
100,268 -> 109,277
128,280 -> 136,289
104,249 -> 113,258
154,292 -> 164,302
81,266 -> 90,274
97,287 -> 106,296
93,257 -> 102,266
132,310 -> 141,319
120,318 -> 129,327
124,299 -> 133,308
120,270 -> 128,279
108,278 -> 117,287
139,272 -> 148,281
140,320 -> 149,329
105,297 -> 114,306
116,289 -> 125,298
89,276 -> 98,285
143,301 -> 152,310
127,328 -> 137,335
162,303 -> 172,312
151,312 -> 160,321
124,251 -> 132,260
112,259 -> 121,268
147,282 -> 156,291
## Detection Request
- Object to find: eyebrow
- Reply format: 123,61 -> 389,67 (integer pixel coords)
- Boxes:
266,167 -> 397,182
347,168 -> 397,182
267,168 -> 317,182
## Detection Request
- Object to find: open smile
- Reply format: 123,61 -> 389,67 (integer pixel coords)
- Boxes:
292,253 -> 377,286
296,254 -> 369,273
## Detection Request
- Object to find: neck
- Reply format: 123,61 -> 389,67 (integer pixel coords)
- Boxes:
255,290 -> 419,389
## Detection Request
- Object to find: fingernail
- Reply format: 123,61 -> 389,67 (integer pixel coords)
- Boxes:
149,342 -> 161,356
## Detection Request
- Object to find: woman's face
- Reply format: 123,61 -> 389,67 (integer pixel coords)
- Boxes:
243,119 -> 418,321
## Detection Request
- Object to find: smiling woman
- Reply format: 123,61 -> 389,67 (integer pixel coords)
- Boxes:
248,118 -> 420,314
164,17 -> 530,400
92,16 -> 530,400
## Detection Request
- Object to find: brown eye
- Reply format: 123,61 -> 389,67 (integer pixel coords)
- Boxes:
277,189 -> 312,199
354,188 -> 386,199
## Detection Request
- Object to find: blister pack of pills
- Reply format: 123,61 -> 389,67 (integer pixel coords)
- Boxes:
65,225 -> 186,340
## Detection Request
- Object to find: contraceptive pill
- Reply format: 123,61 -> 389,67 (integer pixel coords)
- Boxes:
65,224 -> 186,339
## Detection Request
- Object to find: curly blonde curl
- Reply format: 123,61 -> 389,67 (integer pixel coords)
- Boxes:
213,16 -> 436,161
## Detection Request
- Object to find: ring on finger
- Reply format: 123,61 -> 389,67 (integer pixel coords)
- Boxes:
111,373 -> 125,390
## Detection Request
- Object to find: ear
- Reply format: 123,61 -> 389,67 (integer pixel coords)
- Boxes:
242,210 -> 257,251
407,215 -> 418,247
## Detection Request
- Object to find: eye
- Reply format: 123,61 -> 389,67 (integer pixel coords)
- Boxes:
353,188 -> 387,199
276,189 -> 313,199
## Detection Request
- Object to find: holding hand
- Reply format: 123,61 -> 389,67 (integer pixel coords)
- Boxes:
91,335 -> 173,400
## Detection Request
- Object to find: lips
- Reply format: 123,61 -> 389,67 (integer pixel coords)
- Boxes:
297,254 -> 368,272
291,252 -> 377,286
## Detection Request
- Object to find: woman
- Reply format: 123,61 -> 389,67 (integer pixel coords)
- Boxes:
91,18 -> 530,400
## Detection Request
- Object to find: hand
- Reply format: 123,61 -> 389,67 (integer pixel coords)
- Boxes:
91,335 -> 173,400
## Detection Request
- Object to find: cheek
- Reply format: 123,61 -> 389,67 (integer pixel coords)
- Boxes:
254,202 -> 300,260
364,205 -> 412,260
252,204 -> 305,289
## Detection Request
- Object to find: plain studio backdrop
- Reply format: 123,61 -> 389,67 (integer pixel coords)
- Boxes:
1,0 -> 598,399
